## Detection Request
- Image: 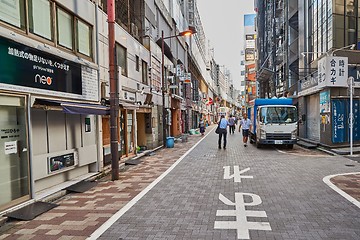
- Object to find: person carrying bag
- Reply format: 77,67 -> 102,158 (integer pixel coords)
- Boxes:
217,115 -> 228,149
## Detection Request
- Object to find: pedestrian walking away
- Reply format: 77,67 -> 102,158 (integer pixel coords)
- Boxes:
199,117 -> 206,136
239,113 -> 252,147
217,115 -> 228,149
228,114 -> 236,134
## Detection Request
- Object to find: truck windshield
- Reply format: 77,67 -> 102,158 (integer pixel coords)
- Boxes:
259,107 -> 297,124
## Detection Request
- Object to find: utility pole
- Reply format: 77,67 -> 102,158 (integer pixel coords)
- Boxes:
107,0 -> 119,180
348,76 -> 354,156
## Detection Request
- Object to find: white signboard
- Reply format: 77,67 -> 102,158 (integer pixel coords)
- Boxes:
5,141 -> 17,155
318,56 -> 348,88
246,40 -> 256,49
176,64 -> 184,77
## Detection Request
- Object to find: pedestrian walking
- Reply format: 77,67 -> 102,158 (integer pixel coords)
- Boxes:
239,113 -> 252,147
217,115 -> 228,149
228,114 -> 236,134
199,118 -> 206,136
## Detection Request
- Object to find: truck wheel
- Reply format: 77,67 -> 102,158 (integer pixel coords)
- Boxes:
287,144 -> 293,149
256,140 -> 262,148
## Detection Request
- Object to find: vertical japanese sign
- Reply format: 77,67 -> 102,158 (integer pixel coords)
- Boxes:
176,64 -> 184,77
352,100 -> 360,141
318,56 -> 348,88
332,99 -> 347,143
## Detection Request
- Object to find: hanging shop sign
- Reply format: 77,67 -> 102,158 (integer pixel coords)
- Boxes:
318,56 -> 348,88
245,48 -> 255,61
0,36 -> 98,101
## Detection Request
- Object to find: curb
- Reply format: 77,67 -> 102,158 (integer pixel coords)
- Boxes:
323,172 -> 360,209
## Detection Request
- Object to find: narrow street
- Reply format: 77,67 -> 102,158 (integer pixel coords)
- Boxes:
91,128 -> 360,240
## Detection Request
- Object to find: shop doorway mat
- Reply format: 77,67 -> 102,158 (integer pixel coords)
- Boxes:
6,201 -> 58,221
66,181 -> 97,193
125,159 -> 142,165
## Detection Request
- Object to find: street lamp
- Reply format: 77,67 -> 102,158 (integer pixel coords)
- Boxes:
161,29 -> 196,147
301,44 -> 356,57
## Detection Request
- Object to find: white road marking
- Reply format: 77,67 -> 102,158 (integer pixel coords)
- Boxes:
323,172 -> 360,209
275,148 -> 330,157
88,129 -> 213,239
214,193 -> 271,239
223,166 -> 253,183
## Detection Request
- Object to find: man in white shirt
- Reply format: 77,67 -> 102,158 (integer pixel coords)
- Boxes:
239,113 -> 252,147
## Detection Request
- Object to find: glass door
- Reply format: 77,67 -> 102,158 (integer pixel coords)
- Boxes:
0,95 -> 30,211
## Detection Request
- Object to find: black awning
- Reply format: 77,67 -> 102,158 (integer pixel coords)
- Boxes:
34,99 -> 110,115
257,67 -> 274,82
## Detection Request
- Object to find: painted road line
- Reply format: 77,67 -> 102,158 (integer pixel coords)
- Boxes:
275,148 -> 331,157
323,172 -> 360,209
88,128 -> 214,240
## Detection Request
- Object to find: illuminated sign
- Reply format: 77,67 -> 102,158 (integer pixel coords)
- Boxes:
0,36 -> 82,94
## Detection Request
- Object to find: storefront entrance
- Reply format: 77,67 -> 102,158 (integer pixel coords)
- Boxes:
0,95 -> 30,211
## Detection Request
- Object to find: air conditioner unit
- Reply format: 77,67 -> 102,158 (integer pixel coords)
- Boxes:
131,23 -> 139,38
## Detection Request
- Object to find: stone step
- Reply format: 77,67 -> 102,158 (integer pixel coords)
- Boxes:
296,140 -> 318,149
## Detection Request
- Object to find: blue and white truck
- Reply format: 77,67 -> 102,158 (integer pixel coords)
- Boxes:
248,98 -> 298,149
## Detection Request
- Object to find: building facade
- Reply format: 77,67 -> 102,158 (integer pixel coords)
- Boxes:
256,0 -> 360,147
0,0 -> 232,213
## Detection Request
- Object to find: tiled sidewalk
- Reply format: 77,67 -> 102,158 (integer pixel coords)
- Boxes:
0,132 -> 206,240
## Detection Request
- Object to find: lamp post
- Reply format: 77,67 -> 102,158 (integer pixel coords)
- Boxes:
161,29 -> 195,147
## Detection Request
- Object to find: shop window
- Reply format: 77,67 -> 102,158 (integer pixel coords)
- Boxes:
77,19 -> 92,57
29,0 -> 52,40
57,7 -> 73,50
116,44 -> 128,76
0,0 -> 26,29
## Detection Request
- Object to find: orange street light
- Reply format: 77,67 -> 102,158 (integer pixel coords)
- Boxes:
161,28 -> 196,147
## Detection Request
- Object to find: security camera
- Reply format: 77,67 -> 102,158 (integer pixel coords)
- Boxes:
350,44 -> 356,50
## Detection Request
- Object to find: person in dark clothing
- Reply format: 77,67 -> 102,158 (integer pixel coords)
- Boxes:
228,114 -> 236,134
218,115 -> 228,149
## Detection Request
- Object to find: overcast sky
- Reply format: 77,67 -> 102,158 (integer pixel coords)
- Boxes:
197,0 -> 255,90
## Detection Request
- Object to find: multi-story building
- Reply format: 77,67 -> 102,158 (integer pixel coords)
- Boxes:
297,0 -> 360,146
256,0 -> 360,147
244,13 -> 257,103
255,0 -> 299,98
0,0 -> 105,212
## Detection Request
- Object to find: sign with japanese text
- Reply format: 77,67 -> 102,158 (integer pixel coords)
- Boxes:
245,48 -> 255,61
332,99 -> 346,143
0,36 -> 81,94
0,36 -> 99,101
176,64 -> 184,77
331,99 -> 360,143
318,56 -> 348,88
320,90 -> 330,113
180,73 -> 191,83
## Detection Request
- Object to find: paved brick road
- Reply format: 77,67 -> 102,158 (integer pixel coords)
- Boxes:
1,125 -> 359,240
96,129 -> 360,240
